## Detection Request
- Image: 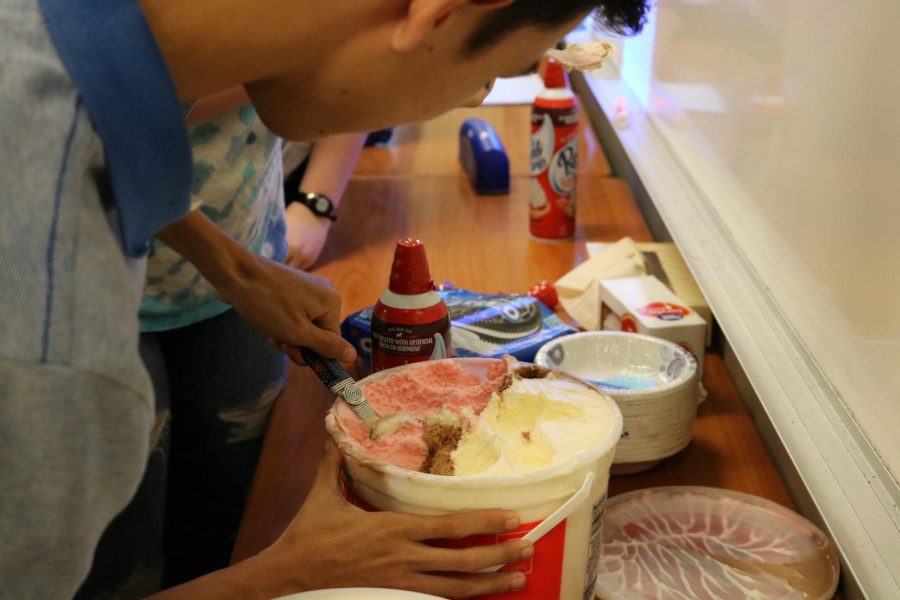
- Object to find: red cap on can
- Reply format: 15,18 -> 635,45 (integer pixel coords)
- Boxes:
388,238 -> 435,295
543,58 -> 568,89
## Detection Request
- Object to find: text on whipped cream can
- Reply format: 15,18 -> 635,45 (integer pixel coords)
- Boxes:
530,59 -> 578,241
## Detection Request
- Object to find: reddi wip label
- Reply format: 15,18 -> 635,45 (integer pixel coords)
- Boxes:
370,315 -> 450,372
530,103 -> 578,239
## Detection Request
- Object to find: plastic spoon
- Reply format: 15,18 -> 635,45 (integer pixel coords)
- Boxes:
481,472 -> 596,573
298,347 -> 415,440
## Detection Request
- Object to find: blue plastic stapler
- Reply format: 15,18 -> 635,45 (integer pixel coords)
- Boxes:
458,118 -> 510,195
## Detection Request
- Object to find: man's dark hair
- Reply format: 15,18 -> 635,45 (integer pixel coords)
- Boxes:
466,0 -> 649,55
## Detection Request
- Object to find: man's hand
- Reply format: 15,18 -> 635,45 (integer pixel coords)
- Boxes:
260,445 -> 531,597
222,255 -> 354,362
147,445 -> 530,599
157,211 -> 355,363
284,202 -> 331,270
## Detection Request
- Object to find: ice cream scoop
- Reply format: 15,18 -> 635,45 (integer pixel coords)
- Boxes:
299,347 -> 415,440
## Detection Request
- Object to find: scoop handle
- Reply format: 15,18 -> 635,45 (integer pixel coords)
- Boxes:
299,347 -> 380,427
299,347 -> 351,389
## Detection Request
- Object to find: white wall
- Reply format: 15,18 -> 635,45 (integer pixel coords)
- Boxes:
599,0 -> 900,478
575,1 -> 900,595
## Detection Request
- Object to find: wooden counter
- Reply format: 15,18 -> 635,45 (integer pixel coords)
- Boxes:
232,105 -> 794,566
353,105 -> 611,179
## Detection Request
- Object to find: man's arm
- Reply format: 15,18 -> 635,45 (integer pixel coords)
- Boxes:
147,445 -> 531,599
157,210 -> 356,362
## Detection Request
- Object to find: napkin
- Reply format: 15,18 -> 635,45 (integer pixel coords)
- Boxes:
555,237 -> 646,330
545,42 -> 615,72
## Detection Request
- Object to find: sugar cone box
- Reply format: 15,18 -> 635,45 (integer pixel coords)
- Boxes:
635,242 -> 713,346
599,275 -> 707,382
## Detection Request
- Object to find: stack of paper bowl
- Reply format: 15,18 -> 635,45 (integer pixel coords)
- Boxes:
535,331 -> 699,474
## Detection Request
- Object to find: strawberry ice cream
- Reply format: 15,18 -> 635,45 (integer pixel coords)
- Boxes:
330,357 -> 618,477
333,358 -> 511,471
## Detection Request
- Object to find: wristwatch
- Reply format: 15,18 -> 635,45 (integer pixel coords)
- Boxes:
286,191 -> 337,221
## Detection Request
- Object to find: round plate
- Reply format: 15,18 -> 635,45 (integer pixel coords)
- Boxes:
273,588 -> 445,600
594,486 -> 840,600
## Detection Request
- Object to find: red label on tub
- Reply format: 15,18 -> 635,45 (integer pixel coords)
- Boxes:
637,302 -> 690,321
341,479 -> 567,599
437,523 -> 567,600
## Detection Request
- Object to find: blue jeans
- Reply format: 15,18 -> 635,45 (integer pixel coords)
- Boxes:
76,309 -> 286,598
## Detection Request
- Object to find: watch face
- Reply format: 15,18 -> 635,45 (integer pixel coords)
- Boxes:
303,192 -> 334,218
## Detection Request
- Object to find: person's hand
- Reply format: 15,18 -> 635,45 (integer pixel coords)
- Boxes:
156,211 -> 355,363
284,202 -> 332,270
221,255 -> 355,363
258,444 -> 532,597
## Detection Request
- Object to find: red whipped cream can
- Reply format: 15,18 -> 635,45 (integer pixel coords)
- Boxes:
371,238 -> 451,373
529,59 -> 578,240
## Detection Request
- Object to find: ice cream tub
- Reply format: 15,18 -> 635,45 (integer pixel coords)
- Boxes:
325,358 -> 623,600
535,331 -> 699,474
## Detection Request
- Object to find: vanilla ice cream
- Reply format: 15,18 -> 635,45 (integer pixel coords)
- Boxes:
331,358 -> 618,477
452,376 -> 616,476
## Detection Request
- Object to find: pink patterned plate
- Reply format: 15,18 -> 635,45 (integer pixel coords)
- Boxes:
595,487 -> 840,600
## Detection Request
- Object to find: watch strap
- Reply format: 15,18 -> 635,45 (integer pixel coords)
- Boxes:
286,190 -> 337,221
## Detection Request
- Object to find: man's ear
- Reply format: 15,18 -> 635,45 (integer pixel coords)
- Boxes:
392,0 -> 514,53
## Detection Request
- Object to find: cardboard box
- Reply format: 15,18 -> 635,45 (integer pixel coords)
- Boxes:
636,243 -> 713,346
587,241 -> 713,345
599,275 -> 707,380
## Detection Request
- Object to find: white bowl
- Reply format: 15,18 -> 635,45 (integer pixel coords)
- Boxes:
273,588 -> 446,600
535,332 -> 699,473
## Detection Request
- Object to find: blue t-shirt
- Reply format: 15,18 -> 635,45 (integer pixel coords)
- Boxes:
0,0 -> 192,596
37,0 -> 193,257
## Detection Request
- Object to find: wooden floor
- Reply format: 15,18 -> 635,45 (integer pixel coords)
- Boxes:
232,104 -> 798,587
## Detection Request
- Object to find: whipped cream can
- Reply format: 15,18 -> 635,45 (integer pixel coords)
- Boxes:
371,239 -> 450,372
530,59 -> 578,240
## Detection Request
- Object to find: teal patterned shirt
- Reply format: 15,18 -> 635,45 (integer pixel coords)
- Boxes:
139,105 -> 287,332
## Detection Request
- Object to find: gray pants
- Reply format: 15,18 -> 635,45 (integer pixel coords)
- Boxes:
75,309 -> 286,598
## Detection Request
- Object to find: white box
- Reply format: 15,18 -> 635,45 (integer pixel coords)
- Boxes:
599,275 -> 707,381
587,241 -> 714,345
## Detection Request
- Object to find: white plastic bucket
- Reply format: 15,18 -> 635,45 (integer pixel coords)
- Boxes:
325,358 -> 623,600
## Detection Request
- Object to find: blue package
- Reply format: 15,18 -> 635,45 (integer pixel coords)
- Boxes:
458,118 -> 510,195
341,288 -> 576,373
